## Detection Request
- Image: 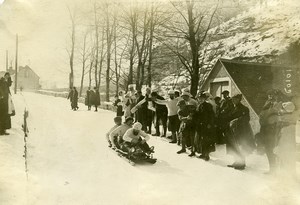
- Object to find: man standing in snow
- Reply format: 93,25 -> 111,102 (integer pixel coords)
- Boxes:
134,90 -> 148,131
153,90 -> 180,143
218,90 -> 234,146
85,87 -> 92,111
0,73 -> 11,135
194,92 -> 216,160
93,87 -> 100,112
176,99 -> 196,155
113,92 -> 124,117
151,91 -> 168,137
109,117 -> 134,149
122,122 -> 153,154
71,87 -> 79,111
67,87 -> 74,110
226,94 -> 255,170
179,91 -> 197,153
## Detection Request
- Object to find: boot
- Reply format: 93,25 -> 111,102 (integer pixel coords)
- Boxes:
177,149 -> 186,154
188,152 -> 195,157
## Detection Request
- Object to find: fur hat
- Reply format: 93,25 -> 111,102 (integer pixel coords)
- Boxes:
125,116 -> 134,123
221,90 -> 229,95
168,90 -> 175,95
282,102 -> 295,113
133,122 -> 142,131
181,91 -> 192,97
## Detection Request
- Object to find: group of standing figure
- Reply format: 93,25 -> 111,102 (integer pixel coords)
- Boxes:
67,86 -> 100,111
0,72 -> 15,135
84,87 -> 100,111
112,86 -> 298,174
112,86 -> 256,170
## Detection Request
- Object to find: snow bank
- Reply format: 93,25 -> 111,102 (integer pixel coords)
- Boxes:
0,93 -> 28,204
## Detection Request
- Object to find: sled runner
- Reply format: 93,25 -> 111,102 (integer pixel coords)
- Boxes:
110,145 -> 157,165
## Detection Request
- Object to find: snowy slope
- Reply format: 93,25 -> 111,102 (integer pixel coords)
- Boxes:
0,93 -> 28,205
160,0 -> 300,86
210,0 -> 300,61
0,92 -> 299,205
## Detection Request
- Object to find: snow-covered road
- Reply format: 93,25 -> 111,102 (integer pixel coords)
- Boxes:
1,92 -> 299,205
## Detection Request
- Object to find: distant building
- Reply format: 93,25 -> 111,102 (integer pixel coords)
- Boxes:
201,58 -> 300,134
17,65 -> 40,90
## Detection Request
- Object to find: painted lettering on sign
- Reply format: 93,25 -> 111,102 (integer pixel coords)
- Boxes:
284,69 -> 293,94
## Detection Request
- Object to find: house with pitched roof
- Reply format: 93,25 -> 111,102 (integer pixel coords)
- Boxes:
18,65 -> 40,90
200,58 -> 300,134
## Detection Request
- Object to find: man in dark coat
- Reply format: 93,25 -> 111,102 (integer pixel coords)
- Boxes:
218,90 -> 234,145
226,94 -> 255,170
0,73 -> 11,135
151,91 -> 168,137
93,87 -> 100,112
258,89 -> 287,174
195,93 -> 216,160
144,87 -> 154,134
176,99 -> 196,154
71,87 -> 79,111
113,93 -> 124,117
135,90 -> 148,131
85,87 -> 92,110
67,87 -> 74,110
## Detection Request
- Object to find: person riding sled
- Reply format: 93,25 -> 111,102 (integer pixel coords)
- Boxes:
106,116 -> 122,148
122,122 -> 154,154
109,117 -> 134,149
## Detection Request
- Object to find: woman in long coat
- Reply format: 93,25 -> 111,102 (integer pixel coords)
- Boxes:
85,88 -> 92,110
93,87 -> 100,112
226,94 -> 255,170
195,93 -> 216,160
0,72 -> 13,134
71,87 -> 79,111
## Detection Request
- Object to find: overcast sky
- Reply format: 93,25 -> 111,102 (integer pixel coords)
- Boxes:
0,0 -> 93,88
0,0 -> 254,88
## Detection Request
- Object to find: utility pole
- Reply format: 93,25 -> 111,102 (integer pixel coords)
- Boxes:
14,34 -> 18,94
6,50 -> 8,72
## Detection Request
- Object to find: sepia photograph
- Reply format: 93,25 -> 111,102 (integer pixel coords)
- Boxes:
0,0 -> 299,204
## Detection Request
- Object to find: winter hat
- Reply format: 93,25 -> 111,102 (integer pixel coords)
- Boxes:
168,90 -> 175,95
133,122 -> 142,131
232,94 -> 243,101
181,91 -> 192,97
177,99 -> 186,107
114,116 -> 122,123
125,116 -> 134,123
282,102 -> 295,113
198,92 -> 209,99
221,90 -> 229,95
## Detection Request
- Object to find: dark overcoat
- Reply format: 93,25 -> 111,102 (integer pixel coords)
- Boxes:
93,90 -> 100,106
0,77 -> 9,131
227,103 -> 256,155
85,90 -> 92,106
195,101 -> 216,153
71,90 -> 78,108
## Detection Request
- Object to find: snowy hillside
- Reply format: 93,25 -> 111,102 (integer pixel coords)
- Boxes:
210,0 -> 300,62
160,0 -> 300,87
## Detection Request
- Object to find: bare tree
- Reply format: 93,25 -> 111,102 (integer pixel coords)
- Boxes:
79,31 -> 90,97
105,3 -> 115,101
158,0 -> 218,96
67,6 -> 77,88
125,6 -> 138,88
